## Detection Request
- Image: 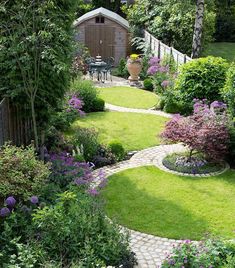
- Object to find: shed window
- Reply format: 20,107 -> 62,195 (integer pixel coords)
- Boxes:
95,16 -> 105,24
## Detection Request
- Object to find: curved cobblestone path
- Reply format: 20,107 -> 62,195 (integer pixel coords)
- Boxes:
91,82 -> 228,267
93,143 -> 228,267
93,145 -> 185,268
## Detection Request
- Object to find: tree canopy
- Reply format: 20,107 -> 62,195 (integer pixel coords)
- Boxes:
0,0 -> 78,150
125,0 -> 216,55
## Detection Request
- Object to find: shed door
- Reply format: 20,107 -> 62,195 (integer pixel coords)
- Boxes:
85,25 -> 115,60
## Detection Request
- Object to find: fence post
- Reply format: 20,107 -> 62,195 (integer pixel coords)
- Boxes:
184,54 -> 187,64
158,40 -> 161,59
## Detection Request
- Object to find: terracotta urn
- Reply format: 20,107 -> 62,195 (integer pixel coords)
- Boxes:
126,57 -> 142,81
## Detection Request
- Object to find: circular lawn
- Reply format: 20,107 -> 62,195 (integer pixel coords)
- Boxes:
102,166 -> 235,240
98,86 -> 158,109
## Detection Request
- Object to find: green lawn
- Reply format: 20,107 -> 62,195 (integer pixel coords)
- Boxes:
203,42 -> 235,62
103,166 -> 235,240
98,86 -> 158,109
70,112 -> 167,151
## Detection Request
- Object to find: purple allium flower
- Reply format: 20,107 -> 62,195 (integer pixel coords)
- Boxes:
161,80 -> 170,88
30,196 -> 39,204
185,239 -> 191,244
210,101 -> 227,110
159,66 -> 169,73
5,196 -> 16,208
148,56 -> 160,66
87,188 -> 99,196
68,95 -> 83,110
147,65 -> 159,75
0,207 -> 11,217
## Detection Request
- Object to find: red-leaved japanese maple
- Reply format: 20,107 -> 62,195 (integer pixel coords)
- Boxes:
161,100 -> 230,162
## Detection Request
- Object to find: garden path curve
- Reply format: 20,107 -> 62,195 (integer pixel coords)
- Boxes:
93,143 -> 228,267
93,144 -> 186,268
94,144 -> 190,268
105,103 -> 172,118
92,80 -> 228,267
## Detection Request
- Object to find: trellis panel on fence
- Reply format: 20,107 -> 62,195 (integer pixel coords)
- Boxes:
144,30 -> 192,69
0,98 -> 32,147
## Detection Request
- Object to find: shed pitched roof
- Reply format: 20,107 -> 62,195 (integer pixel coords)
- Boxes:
73,7 -> 129,29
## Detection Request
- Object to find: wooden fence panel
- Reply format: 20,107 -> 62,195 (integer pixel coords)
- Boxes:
144,30 -> 192,69
0,98 -> 32,147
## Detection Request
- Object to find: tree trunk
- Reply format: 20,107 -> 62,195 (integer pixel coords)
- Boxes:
191,0 -> 205,58
30,97 -> 39,152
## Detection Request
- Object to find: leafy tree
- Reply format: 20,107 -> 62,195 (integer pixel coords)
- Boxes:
214,0 -> 235,42
161,100 -> 230,162
78,0 -> 124,15
76,0 -> 93,17
126,0 -> 216,55
92,0 -> 122,13
0,0 -> 78,151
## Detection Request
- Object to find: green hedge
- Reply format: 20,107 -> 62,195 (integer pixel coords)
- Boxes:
175,56 -> 229,104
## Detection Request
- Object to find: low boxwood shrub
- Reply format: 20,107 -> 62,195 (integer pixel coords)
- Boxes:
92,144 -> 116,168
108,140 -> 126,161
91,97 -> 105,112
0,144 -> 50,202
175,56 -> 229,104
143,78 -> 154,91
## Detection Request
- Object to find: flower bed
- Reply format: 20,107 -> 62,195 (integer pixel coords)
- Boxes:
162,152 -> 225,175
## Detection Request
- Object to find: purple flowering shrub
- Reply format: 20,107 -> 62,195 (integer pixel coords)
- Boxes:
48,152 -> 107,193
161,100 -> 230,162
161,239 -> 235,268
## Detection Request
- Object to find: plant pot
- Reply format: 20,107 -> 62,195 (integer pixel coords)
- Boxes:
126,59 -> 142,81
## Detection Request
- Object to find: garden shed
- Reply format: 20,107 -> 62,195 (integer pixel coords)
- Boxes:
73,7 -> 131,65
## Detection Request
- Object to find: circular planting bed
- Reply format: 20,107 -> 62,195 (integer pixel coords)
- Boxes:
102,166 -> 235,240
162,152 -> 226,175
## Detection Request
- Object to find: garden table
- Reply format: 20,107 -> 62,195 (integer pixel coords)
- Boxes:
89,61 -> 107,82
